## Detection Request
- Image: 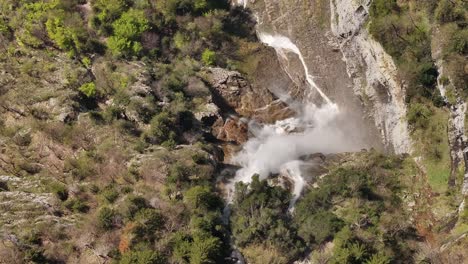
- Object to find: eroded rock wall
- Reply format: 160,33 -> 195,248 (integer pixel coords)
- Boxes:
330,0 -> 412,154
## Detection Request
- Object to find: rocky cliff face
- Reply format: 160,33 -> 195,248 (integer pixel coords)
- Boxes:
237,0 -> 413,154
330,0 -> 412,154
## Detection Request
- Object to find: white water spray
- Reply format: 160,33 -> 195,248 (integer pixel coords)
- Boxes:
228,3 -> 354,209
225,33 -> 357,210
257,33 -> 333,104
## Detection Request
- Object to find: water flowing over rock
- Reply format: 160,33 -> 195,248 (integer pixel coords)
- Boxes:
227,0 -> 407,208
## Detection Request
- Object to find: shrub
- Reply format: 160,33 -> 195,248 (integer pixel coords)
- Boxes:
417,63 -> 438,88
45,13 -> 87,55
102,186 -> 119,203
297,210 -> 344,245
201,49 -> 216,65
64,198 -> 89,213
50,183 -> 68,201
98,207 -> 117,230
107,9 -> 149,57
119,249 -> 166,264
122,196 -> 149,219
189,231 -> 223,264
132,208 -> 165,240
183,186 -> 222,211
144,111 -> 177,144
450,29 -> 468,54
79,82 -> 97,98
407,103 -> 433,130
92,0 -> 129,34
435,0 -> 464,24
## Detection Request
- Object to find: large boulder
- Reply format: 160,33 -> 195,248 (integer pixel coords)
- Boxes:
201,67 -> 294,123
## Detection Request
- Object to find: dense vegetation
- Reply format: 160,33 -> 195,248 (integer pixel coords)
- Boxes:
229,152 -> 420,263
0,0 -> 466,263
369,0 -> 467,192
0,0 -> 256,262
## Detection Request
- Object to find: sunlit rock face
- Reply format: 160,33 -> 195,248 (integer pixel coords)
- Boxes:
239,0 -> 384,151
225,0 -> 416,207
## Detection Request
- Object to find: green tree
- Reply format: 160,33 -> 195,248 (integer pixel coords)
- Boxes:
120,249 -> 165,264
201,49 -> 216,65
45,13 -> 87,56
189,231 -> 222,264
79,82 -> 97,98
133,208 -> 165,238
184,186 -> 221,211
98,207 -> 116,230
107,9 -> 149,57
144,111 -> 176,144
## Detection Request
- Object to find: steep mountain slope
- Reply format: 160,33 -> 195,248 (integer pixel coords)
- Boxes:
0,0 -> 466,263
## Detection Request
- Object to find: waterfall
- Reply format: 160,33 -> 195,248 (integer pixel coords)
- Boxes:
257,33 -> 333,105
227,2 -> 358,209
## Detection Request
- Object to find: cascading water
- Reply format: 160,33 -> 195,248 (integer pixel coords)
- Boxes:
226,32 -> 361,208
226,1 -> 366,211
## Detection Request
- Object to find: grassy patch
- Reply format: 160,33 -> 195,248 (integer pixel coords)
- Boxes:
411,105 -> 450,193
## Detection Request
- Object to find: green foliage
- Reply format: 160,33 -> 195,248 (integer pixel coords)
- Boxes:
101,185 -> 119,203
450,28 -> 468,54
144,111 -> 177,145
50,183 -> 68,201
368,0 -> 441,103
369,0 -> 398,17
92,0 -> 129,35
201,49 -> 216,65
230,175 -> 304,262
78,82 -> 97,98
98,207 -> 117,230
171,231 -> 223,264
296,210 -> 344,245
64,152 -> 96,180
434,0 -> 465,24
188,231 -> 222,264
45,13 -> 87,56
119,249 -> 166,264
122,195 -> 149,219
64,198 -> 89,213
107,9 -> 149,57
133,208 -> 165,237
407,103 -> 433,130
183,186 -> 222,211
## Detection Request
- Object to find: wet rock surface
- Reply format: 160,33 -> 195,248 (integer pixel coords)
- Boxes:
245,0 -> 385,151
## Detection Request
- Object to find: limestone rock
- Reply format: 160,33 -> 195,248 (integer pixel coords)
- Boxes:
202,67 -> 293,123
212,117 -> 248,144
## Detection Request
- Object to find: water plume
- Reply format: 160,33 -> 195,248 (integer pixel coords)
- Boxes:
227,4 -> 358,208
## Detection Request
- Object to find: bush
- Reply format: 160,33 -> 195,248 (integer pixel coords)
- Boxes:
64,198 -> 89,213
102,186 -> 119,203
122,195 -> 150,219
144,111 -> 177,145
435,0 -> 464,24
132,208 -> 165,240
98,207 -> 117,230
297,210 -> 344,245
119,249 -> 166,264
79,82 -> 97,98
50,183 -> 68,201
201,49 -> 216,65
107,9 -> 149,57
407,103 -> 433,130
45,13 -> 88,56
183,186 -> 222,211
92,0 -> 130,35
